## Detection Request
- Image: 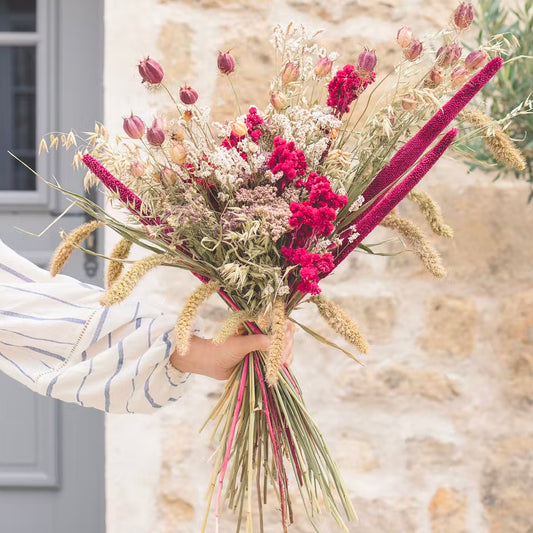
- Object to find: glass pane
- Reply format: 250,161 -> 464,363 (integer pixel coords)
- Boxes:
0,46 -> 37,191
0,0 -> 36,32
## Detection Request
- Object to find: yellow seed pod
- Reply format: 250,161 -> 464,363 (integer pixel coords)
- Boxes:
231,121 -> 248,137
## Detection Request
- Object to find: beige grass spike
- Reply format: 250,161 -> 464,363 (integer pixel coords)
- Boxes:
407,189 -> 453,238
310,295 -> 369,354
106,238 -> 133,288
266,299 -> 286,387
50,220 -> 104,276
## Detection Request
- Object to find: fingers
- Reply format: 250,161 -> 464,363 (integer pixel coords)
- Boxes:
221,333 -> 271,364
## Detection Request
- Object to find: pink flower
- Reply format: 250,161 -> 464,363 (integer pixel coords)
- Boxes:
327,64 -> 375,117
267,137 -> 307,188
138,57 -> 164,84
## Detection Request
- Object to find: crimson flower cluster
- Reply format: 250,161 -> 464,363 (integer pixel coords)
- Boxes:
282,172 -> 347,294
267,137 -> 307,190
281,247 -> 334,295
327,64 -> 376,116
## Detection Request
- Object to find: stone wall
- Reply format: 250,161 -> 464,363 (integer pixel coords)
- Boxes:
104,1 -> 533,532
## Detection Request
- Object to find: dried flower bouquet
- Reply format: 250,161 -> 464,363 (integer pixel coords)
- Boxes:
23,5 -> 526,532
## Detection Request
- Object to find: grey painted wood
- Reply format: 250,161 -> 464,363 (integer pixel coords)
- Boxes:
0,0 -> 105,531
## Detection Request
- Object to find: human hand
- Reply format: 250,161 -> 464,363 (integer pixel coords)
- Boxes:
170,322 -> 296,380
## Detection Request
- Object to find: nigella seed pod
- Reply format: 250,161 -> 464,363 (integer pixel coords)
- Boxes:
179,85 -> 199,105
129,162 -> 145,178
138,57 -> 164,84
123,114 -> 145,139
270,91 -> 288,111
217,51 -> 235,74
357,49 -> 377,74
403,39 -> 423,60
169,143 -> 187,165
314,57 -> 333,77
465,49 -> 488,70
436,43 -> 462,66
454,2 -> 474,30
451,65 -> 469,84
146,126 -> 165,146
397,26 -> 413,48
429,66 -> 445,86
281,62 -> 300,84
231,121 -> 248,137
401,94 -> 417,111
161,167 -> 177,187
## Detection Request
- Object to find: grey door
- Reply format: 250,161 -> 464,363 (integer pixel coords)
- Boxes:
0,1 -> 105,532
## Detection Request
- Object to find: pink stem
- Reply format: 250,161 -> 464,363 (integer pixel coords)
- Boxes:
339,56 -> 503,243
253,354 -> 288,529
215,355 -> 250,531
335,127 -> 458,266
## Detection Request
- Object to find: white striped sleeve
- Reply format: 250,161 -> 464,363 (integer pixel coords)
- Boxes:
0,240 -> 195,414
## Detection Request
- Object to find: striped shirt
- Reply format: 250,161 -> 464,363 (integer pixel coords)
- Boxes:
0,239 -> 194,414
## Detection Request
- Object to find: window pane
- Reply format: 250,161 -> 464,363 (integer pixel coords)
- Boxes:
0,46 -> 37,191
0,0 -> 36,32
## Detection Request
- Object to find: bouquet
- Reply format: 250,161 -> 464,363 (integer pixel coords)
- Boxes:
21,4 -> 525,531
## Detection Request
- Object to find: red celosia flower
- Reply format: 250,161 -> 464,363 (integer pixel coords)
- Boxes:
267,137 -> 307,189
281,246 -> 334,295
327,64 -> 376,116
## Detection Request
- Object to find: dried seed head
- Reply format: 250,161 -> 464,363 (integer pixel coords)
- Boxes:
357,48 -> 377,74
169,143 -> 187,165
397,26 -> 413,48
129,161 -> 145,178
403,39 -> 423,60
429,66 -> 445,86
182,110 -> 193,122
401,94 -> 417,110
270,91 -> 288,111
146,125 -> 165,146
123,114 -> 145,139
451,65 -> 469,84
217,50 -> 235,74
138,57 -> 164,84
314,56 -> 333,77
172,130 -> 184,142
465,49 -> 488,70
231,121 -> 248,137
179,85 -> 199,105
436,43 -> 462,66
161,167 -> 177,187
454,2 -> 474,30
281,62 -> 300,84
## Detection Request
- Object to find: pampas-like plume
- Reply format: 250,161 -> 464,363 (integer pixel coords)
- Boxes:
174,281 -> 220,355
99,253 -> 176,306
310,295 -> 369,354
381,213 -> 447,278
266,299 -> 286,387
106,238 -> 133,287
50,220 -> 104,276
460,108 -> 527,171
407,189 -> 453,238
213,311 -> 253,344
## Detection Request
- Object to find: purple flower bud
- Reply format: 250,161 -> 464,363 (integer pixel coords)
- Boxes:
436,43 -> 462,66
397,26 -> 413,48
123,114 -> 145,139
217,51 -> 236,74
403,39 -> 423,61
281,62 -> 300,84
270,91 -> 288,111
451,65 -> 469,84
454,2 -> 474,30
401,94 -> 417,111
146,126 -> 165,146
314,57 -> 333,77
179,85 -> 198,105
138,57 -> 164,84
465,49 -> 488,71
161,167 -> 177,187
429,66 -> 445,86
129,162 -> 145,178
357,49 -> 377,73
